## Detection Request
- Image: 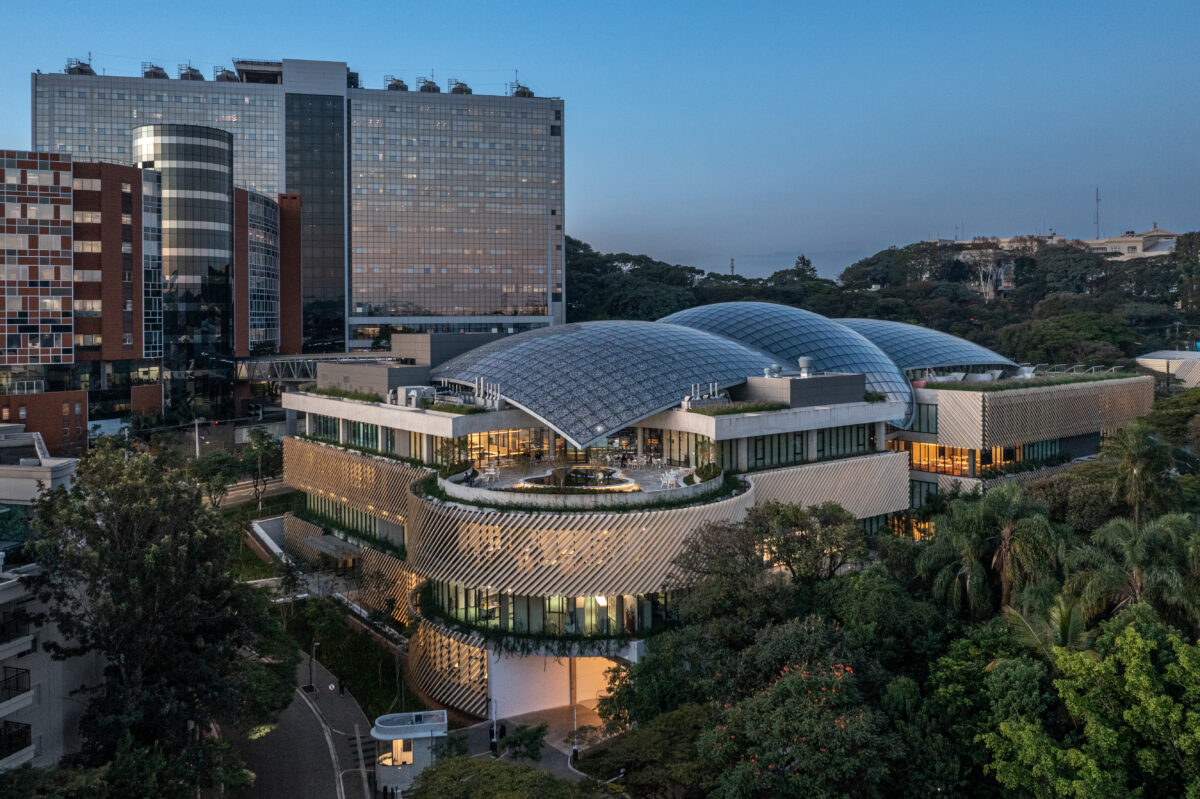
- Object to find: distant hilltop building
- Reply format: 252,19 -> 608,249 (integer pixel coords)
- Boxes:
1083,223 -> 1178,261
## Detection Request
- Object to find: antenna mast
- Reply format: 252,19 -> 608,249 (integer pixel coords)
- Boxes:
1094,187 -> 1101,238
729,258 -> 735,276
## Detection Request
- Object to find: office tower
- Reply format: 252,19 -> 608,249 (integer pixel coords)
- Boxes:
134,124 -> 234,412
32,58 -> 566,352
0,145 -> 298,453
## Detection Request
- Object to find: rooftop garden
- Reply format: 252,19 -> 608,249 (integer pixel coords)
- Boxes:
928,371 -> 1143,392
687,400 -> 789,416
418,398 -> 489,415
303,385 -> 384,403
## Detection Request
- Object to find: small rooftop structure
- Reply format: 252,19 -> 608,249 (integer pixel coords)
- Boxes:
371,710 -> 447,794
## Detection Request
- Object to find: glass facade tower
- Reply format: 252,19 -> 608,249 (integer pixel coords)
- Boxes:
32,58 -> 565,351
133,124 -> 233,414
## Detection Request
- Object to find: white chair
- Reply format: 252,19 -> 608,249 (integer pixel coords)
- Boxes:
659,473 -> 672,490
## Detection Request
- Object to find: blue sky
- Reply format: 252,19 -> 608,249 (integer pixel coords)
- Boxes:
2,1 -> 1197,277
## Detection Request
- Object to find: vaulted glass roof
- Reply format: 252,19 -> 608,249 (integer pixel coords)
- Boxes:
836,318 -> 1016,374
431,321 -> 789,449
660,302 -> 914,426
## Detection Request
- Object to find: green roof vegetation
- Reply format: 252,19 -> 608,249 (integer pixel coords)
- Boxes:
688,400 -> 790,416
304,386 -> 384,403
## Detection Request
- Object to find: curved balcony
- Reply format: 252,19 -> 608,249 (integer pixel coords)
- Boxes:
405,476 -> 756,599
437,465 -> 726,510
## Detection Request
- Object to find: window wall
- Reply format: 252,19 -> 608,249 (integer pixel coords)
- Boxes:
746,432 -> 807,470
348,420 -> 378,450
310,413 -> 340,442
307,491 -> 378,538
888,440 -> 972,476
815,424 -> 873,459
430,581 -> 675,637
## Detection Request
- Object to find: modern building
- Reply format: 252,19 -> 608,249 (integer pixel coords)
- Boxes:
1,145 -> 300,453
0,424 -> 95,772
275,302 -> 1162,719
838,318 -> 1155,529
1136,350 -> 1200,389
32,58 -> 566,351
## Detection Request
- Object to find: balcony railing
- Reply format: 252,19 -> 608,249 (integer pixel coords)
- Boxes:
0,720 -> 31,759
0,615 -> 30,646
0,667 -> 30,701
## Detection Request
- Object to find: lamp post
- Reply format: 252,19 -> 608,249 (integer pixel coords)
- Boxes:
309,641 -> 320,690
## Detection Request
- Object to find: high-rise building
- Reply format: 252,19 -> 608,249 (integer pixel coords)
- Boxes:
32,58 -> 566,352
0,145 -> 300,453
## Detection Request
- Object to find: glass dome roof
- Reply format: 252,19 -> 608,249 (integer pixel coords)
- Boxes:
836,318 -> 1016,374
431,321 -> 790,449
660,302 -> 914,426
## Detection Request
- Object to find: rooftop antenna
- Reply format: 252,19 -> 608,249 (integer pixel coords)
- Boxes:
729,258 -> 735,276
1094,186 -> 1101,238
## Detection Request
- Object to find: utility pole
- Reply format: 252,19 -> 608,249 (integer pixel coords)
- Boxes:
1094,187 -> 1101,239
194,418 -> 201,458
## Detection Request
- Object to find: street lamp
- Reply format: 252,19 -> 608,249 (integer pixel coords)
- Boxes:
309,641 -> 320,690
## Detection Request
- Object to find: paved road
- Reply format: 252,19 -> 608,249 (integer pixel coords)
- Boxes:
220,477 -> 290,507
232,652 -> 372,799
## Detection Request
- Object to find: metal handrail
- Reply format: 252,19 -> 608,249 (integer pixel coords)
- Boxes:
0,721 -> 31,758
0,667 -> 30,701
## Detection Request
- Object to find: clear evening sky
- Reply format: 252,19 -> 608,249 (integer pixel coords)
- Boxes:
1,0 -> 1196,278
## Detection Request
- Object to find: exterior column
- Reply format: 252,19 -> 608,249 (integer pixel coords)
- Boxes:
636,427 -> 644,457
339,418 -> 350,444
396,431 -> 411,458
422,434 -> 435,463
805,430 -> 818,461
874,421 -> 887,451
736,437 -> 748,471
285,408 -> 298,436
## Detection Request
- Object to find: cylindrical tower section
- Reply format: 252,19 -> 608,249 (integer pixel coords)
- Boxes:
133,124 -> 234,415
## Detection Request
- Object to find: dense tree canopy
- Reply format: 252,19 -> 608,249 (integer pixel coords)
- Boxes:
12,439 -> 296,798
580,411 -> 1200,798
566,235 -> 1200,365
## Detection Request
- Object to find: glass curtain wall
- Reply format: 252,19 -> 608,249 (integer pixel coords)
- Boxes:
133,124 -> 234,416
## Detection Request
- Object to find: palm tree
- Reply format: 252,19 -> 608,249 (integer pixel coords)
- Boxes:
1066,514 -> 1200,625
919,484 -> 1062,617
1100,423 -> 1173,530
998,594 -> 1092,666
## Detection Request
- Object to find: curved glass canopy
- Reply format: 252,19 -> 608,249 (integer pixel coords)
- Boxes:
836,318 -> 1015,374
432,320 -> 789,449
660,302 -> 914,426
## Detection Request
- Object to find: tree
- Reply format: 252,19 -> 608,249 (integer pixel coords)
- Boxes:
792,254 -> 818,280
1066,514 -> 1200,625
407,757 -> 604,799
22,440 -> 294,795
998,594 -> 1092,666
918,486 -> 1060,616
500,723 -> 548,761
188,447 -> 240,507
743,502 -> 867,583
699,658 -> 901,798
241,426 -> 283,510
983,609 -> 1200,798
576,704 -> 711,797
1100,422 -> 1173,529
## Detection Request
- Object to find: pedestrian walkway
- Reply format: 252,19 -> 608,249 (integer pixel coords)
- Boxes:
456,701 -> 603,782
